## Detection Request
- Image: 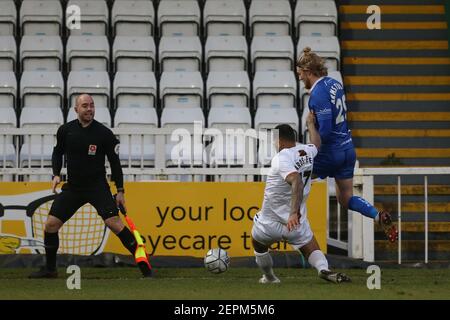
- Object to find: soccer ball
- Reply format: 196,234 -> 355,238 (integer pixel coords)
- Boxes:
204,248 -> 230,274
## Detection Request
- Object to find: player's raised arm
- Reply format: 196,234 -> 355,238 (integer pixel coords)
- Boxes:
285,172 -> 304,232
306,111 -> 321,150
311,99 -> 333,145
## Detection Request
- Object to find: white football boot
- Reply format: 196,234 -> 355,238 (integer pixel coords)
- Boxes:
258,274 -> 281,284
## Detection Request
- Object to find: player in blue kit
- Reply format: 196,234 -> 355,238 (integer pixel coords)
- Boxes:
296,47 -> 398,242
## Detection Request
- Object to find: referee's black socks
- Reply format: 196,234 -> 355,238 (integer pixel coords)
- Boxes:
117,227 -> 137,255
44,231 -> 59,271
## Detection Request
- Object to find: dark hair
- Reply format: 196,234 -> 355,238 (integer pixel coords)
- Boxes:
274,124 -> 297,142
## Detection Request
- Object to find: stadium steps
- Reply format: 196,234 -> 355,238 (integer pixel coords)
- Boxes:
336,0 -> 450,261
372,176 -> 450,261
338,0 -> 450,167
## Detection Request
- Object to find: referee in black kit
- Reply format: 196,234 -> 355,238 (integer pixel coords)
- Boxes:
29,94 -> 151,278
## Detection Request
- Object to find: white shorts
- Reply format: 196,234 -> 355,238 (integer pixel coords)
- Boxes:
251,212 -> 314,251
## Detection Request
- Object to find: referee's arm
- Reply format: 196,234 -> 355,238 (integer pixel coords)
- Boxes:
51,126 -> 65,192
105,131 -> 124,193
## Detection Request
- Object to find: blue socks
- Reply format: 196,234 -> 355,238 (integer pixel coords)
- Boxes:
348,196 -> 378,219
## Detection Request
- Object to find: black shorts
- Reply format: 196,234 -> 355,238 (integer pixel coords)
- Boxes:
49,183 -> 119,223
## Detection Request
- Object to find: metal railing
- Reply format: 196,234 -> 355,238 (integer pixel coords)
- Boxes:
328,167 -> 450,263
0,126 -> 276,181
2,128 -> 450,263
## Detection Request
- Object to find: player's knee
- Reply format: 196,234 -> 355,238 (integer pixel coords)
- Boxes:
300,237 -> 321,259
337,189 -> 353,209
338,194 -> 351,209
45,217 -> 63,233
252,237 -> 268,254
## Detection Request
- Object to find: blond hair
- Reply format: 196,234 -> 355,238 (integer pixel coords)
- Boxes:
296,47 -> 328,77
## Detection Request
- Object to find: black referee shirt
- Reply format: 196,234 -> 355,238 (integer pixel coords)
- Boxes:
52,119 -> 124,190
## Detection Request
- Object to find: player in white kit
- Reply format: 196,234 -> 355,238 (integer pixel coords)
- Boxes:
252,114 -> 351,284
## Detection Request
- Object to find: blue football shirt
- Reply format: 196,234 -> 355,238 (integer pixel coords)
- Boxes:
308,77 -> 353,152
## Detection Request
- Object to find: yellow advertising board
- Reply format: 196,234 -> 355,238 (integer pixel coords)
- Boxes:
0,182 -> 327,257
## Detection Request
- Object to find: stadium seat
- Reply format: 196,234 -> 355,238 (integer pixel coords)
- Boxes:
207,106 -> 253,173
67,71 -> 111,125
0,36 -> 16,71
300,71 -> 343,143
112,0 -> 155,36
203,0 -> 246,37
67,0 -> 109,35
205,36 -> 248,72
159,72 -> 204,110
20,71 -> 64,110
161,107 -> 205,177
0,71 -> 17,110
249,0 -> 292,36
297,36 -> 340,71
114,106 -> 158,167
0,79 -> 15,177
159,36 -> 202,73
66,103 -> 111,127
0,107 -> 17,168
299,70 -> 343,111
254,107 -> 299,165
206,71 -> 250,110
253,71 -> 297,110
0,0 -> 17,36
20,0 -> 62,36
20,36 -> 63,71
295,0 -> 338,37
113,36 -> 156,72
204,60 -> 253,176
157,0 -> 200,37
66,36 -> 110,71
113,72 -> 157,110
208,106 -> 252,131
251,36 -> 294,74
19,107 -> 63,167
328,70 -> 344,85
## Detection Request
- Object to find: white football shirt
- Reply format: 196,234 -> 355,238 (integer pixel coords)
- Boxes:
260,143 -> 318,225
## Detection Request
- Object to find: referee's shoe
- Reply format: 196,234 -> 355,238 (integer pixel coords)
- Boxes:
28,267 -> 58,279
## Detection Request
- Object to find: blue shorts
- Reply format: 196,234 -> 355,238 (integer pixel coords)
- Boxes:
313,147 -> 356,180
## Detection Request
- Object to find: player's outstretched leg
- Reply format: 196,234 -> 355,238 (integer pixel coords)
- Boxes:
378,210 -> 398,243
348,196 -> 398,243
300,236 -> 351,284
319,270 -> 352,284
336,178 -> 398,243
254,251 -> 280,284
308,250 -> 351,284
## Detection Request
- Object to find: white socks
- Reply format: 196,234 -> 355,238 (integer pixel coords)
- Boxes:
255,250 -> 329,278
307,250 -> 329,273
254,251 -> 276,279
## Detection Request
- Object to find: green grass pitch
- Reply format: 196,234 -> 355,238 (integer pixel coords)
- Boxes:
0,268 -> 449,300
